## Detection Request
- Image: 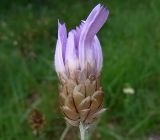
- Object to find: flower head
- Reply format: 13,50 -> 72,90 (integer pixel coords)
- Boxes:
55,4 -> 109,79
54,4 -> 109,127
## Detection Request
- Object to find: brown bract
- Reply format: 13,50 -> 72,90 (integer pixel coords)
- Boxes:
59,68 -> 105,127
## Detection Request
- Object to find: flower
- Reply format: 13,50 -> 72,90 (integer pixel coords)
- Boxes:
54,4 -> 109,127
55,4 -> 109,79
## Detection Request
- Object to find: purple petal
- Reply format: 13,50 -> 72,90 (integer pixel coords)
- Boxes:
74,21 -> 85,49
93,36 -> 103,74
65,30 -> 79,71
54,21 -> 67,76
68,22 -> 84,59
84,4 -> 109,40
58,20 -> 67,61
79,4 -> 109,71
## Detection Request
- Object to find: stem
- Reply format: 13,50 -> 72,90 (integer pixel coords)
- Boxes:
60,124 -> 71,140
79,122 -> 88,140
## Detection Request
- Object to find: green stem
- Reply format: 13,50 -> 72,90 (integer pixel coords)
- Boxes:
60,124 -> 71,140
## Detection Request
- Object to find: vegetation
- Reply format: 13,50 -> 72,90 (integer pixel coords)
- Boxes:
0,0 -> 160,139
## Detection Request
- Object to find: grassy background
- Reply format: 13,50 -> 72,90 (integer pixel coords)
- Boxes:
0,0 -> 160,139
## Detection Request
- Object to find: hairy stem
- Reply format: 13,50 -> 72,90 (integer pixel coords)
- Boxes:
79,122 -> 88,140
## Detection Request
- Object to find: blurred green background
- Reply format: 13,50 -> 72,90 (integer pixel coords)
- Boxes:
0,0 -> 160,140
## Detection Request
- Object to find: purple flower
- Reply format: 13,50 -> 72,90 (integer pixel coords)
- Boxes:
54,4 -> 109,79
